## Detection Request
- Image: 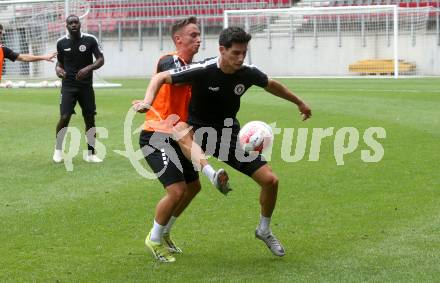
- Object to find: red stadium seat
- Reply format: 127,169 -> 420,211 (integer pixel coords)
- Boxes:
84,0 -> 292,30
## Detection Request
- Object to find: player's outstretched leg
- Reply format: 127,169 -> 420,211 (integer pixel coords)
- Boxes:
173,122 -> 232,195
252,165 -> 285,257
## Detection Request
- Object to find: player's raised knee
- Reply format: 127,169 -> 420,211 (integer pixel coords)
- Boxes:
262,172 -> 279,190
189,183 -> 201,194
166,184 -> 186,200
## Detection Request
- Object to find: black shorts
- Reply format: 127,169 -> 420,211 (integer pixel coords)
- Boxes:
139,131 -> 199,188
190,121 -> 267,177
60,84 -> 96,116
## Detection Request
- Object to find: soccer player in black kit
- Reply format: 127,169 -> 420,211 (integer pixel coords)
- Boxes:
53,15 -> 104,163
0,23 -> 56,82
134,27 -> 312,257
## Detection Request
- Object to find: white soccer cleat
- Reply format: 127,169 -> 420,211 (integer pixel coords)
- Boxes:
84,154 -> 103,163
213,169 -> 232,195
255,229 -> 285,257
53,149 -> 63,163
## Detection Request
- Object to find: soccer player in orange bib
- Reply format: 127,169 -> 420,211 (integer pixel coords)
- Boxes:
134,27 -> 312,258
133,17 -> 231,263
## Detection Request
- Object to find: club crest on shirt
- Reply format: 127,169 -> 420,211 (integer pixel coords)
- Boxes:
79,45 -> 86,52
234,84 -> 245,95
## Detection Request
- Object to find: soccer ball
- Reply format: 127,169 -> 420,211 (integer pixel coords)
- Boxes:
40,80 -> 49,87
238,121 -> 274,153
4,80 -> 13,88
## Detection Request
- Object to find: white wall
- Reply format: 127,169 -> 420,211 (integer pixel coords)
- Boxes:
246,33 -> 440,76
98,35 -> 220,77
41,33 -> 440,77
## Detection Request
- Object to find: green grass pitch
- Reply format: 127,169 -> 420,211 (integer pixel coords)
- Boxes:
1,78 -> 439,282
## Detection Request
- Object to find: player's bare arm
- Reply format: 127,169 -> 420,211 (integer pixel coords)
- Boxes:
76,54 -> 104,81
16,51 -> 57,62
265,78 -> 312,121
132,70 -> 172,112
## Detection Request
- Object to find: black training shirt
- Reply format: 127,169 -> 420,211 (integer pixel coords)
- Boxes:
56,33 -> 103,85
1,46 -> 19,61
170,57 -> 269,127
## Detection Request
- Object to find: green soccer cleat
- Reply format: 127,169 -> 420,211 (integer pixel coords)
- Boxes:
163,233 -> 183,254
145,232 -> 176,263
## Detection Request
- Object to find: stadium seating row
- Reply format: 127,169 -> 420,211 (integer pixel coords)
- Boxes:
86,1 -> 290,19
298,0 -> 439,21
47,0 -> 437,34
43,0 -> 291,33
82,0 -> 292,32
299,0 -> 439,7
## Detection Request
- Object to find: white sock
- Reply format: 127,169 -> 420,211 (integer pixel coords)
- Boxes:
258,215 -> 271,235
150,220 -> 165,244
202,165 -> 216,184
163,216 -> 177,235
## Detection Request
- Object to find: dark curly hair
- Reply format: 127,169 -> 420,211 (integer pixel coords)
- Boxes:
219,27 -> 251,48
